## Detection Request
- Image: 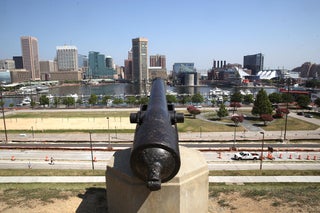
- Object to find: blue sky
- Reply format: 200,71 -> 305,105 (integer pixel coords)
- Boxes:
1,0 -> 319,71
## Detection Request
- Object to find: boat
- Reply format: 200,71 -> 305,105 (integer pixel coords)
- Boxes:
36,85 -> 49,94
16,96 -> 31,106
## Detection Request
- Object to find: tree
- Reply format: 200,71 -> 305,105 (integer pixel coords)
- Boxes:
243,94 -> 254,104
88,94 -> 98,105
166,94 -> 177,103
112,98 -> 124,105
230,91 -> 243,103
102,95 -> 111,105
76,98 -> 83,105
211,99 -> 216,107
231,114 -> 244,126
187,105 -> 201,118
178,96 -> 191,105
125,96 -> 137,106
138,96 -> 149,105
62,97 -> 75,108
230,102 -> 241,113
268,92 -> 282,103
260,114 -> 274,126
252,89 -> 273,116
296,95 -> 311,109
53,97 -> 60,108
281,93 -> 294,103
217,103 -> 228,119
39,95 -> 49,107
274,108 -> 289,118
191,93 -> 204,104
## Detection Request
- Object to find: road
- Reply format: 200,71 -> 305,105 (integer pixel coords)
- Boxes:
1,149 -> 319,170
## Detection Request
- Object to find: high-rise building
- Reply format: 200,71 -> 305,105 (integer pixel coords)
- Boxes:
78,54 -> 88,68
88,51 -> 115,79
132,37 -> 148,83
150,54 -> 166,69
13,56 -> 23,69
20,36 -> 40,80
243,53 -> 264,75
124,59 -> 133,81
56,46 -> 78,71
105,56 -> 113,69
0,59 -> 15,70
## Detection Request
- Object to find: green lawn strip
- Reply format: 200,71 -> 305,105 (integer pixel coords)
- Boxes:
209,183 -> 320,209
0,183 -> 106,205
261,117 -> 319,131
1,182 -> 319,209
177,116 -> 245,132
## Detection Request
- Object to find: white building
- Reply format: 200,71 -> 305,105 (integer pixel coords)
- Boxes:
0,59 -> 15,70
56,46 -> 78,71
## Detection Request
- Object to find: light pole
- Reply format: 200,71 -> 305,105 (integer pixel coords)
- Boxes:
89,131 -> 94,170
107,117 -> 111,150
283,78 -> 291,141
0,86 -> 8,143
260,131 -> 265,170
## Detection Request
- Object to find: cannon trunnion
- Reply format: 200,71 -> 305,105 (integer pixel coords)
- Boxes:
130,78 -> 184,191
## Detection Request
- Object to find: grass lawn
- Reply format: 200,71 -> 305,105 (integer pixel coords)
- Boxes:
261,117 -> 319,131
177,116 -> 245,132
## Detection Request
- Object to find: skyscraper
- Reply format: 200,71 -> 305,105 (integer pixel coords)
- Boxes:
20,36 -> 40,80
243,53 -> 264,75
132,37 -> 148,83
56,46 -> 78,71
150,54 -> 166,69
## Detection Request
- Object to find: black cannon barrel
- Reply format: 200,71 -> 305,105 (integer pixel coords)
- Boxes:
130,78 -> 184,191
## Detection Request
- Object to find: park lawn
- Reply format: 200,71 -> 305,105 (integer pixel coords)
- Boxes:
177,116 -> 246,132
261,117 -> 319,131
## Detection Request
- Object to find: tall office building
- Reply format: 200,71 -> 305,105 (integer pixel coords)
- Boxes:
243,53 -> 264,75
105,56 -> 113,69
20,36 -> 40,80
56,46 -> 78,71
132,37 -> 148,83
150,54 -> 166,69
13,56 -> 23,69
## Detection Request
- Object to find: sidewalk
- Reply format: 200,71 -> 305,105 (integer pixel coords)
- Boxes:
1,176 -> 320,183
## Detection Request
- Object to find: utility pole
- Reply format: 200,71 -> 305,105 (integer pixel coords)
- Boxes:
0,86 -> 8,143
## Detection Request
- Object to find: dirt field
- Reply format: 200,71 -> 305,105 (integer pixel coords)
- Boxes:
0,193 -> 315,213
1,117 -> 135,131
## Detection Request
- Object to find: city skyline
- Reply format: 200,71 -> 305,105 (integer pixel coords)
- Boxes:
1,0 -> 319,71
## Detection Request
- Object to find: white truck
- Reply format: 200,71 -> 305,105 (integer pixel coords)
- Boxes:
233,151 -> 259,160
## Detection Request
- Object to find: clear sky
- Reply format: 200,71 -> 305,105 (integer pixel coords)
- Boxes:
1,0 -> 319,71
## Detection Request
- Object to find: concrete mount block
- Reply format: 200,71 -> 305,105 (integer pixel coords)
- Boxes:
106,146 -> 208,213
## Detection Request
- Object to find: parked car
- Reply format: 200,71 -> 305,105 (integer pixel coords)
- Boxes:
305,114 -> 313,118
233,151 -> 259,160
297,112 -> 304,116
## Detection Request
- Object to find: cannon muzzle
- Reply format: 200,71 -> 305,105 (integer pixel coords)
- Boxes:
130,78 -> 184,191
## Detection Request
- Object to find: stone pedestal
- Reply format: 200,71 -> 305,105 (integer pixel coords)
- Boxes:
106,146 -> 208,213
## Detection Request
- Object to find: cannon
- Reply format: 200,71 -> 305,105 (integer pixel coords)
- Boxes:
130,78 -> 184,191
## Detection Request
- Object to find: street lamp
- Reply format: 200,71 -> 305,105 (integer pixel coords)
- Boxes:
260,131 -> 265,170
89,131 -> 94,170
283,78 -> 291,141
107,117 -> 111,150
0,86 -> 8,143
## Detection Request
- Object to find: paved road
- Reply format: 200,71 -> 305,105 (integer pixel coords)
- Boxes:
1,176 -> 320,183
